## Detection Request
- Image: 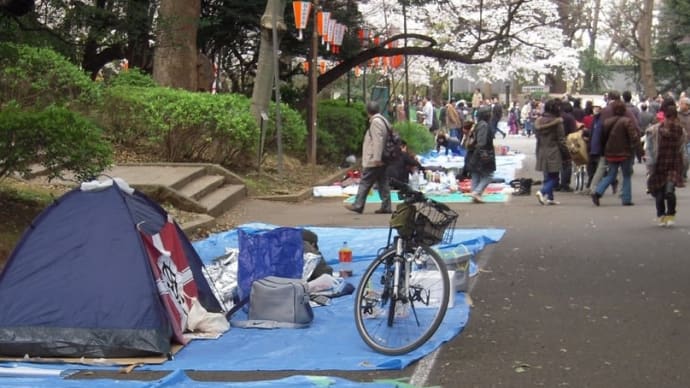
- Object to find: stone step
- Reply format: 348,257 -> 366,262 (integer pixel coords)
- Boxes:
179,214 -> 216,236
177,175 -> 226,201
198,184 -> 247,217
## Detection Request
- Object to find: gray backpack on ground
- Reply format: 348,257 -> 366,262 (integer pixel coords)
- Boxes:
231,276 -> 314,329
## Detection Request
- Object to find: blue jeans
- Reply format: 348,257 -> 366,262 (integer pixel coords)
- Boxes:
541,172 -> 559,200
449,127 -> 462,141
595,157 -> 633,203
471,171 -> 493,195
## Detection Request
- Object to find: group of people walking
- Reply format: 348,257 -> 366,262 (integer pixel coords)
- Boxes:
345,90 -> 687,227
534,90 -> 687,227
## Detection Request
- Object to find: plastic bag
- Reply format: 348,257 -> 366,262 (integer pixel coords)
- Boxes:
237,227 -> 304,300
187,298 -> 230,334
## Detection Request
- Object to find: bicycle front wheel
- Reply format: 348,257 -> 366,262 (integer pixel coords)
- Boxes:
354,245 -> 450,355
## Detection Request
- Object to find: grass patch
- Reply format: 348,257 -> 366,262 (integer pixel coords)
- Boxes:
0,179 -> 69,269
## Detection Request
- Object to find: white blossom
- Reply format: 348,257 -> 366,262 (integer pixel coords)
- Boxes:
359,0 -> 582,85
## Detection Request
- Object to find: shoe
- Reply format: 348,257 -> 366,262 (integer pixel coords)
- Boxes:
535,191 -> 545,205
591,192 -> 601,206
665,215 -> 675,227
656,216 -> 667,227
344,204 -> 363,214
374,208 -> 392,214
470,192 -> 484,203
546,200 -> 560,205
622,202 -> 634,206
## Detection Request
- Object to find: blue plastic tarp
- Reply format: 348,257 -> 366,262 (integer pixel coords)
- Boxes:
2,224 -> 504,375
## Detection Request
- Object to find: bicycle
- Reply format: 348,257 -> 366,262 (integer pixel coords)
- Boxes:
353,182 -> 459,355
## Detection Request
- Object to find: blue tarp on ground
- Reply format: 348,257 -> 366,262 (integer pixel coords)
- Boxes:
146,223 -> 503,372
0,368 -> 402,387
1,224 -> 504,378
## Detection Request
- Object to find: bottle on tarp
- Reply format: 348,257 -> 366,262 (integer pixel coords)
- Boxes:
338,242 -> 353,278
410,171 -> 420,191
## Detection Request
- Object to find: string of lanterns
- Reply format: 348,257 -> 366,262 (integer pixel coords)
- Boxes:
292,1 -> 403,76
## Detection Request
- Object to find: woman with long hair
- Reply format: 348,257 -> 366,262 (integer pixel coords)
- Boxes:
646,102 -> 686,226
534,99 -> 566,205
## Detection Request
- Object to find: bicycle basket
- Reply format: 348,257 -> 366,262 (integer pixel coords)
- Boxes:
413,201 -> 458,245
389,203 -> 415,238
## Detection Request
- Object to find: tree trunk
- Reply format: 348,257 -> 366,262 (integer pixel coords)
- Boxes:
152,0 -> 200,91
583,0 -> 602,91
250,0 -> 287,123
639,0 -> 656,98
126,0 -> 156,72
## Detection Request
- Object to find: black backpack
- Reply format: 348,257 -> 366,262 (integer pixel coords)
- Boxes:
378,118 -> 402,164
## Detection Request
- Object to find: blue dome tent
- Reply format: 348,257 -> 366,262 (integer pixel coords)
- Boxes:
0,180 -> 222,358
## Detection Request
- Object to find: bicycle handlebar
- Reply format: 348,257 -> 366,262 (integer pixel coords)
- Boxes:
390,178 -> 452,211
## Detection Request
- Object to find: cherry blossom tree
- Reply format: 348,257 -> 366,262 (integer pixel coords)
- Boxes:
352,0 -> 581,89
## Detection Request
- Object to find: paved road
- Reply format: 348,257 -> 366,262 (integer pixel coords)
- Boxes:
202,135 -> 690,387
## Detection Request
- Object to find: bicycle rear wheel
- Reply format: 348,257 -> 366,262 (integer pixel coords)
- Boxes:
354,245 -> 450,355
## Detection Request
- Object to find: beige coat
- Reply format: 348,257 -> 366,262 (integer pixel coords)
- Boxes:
362,113 -> 388,168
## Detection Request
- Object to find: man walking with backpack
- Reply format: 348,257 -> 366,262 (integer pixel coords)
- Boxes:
345,101 -> 393,214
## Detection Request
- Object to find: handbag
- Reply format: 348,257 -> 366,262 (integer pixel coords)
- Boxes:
232,276 -> 314,329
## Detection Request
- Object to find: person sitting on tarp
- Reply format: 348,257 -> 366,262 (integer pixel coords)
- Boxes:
436,131 -> 464,156
386,140 -> 424,186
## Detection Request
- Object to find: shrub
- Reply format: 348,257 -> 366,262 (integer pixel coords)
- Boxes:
0,42 -> 97,110
103,68 -> 157,88
393,121 -> 436,155
0,105 -> 113,182
99,86 -> 259,169
316,100 -> 368,164
99,86 -> 307,170
261,101 -> 308,157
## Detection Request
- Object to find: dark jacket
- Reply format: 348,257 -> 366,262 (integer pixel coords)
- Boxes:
600,101 -> 640,136
601,115 -> 643,161
534,114 -> 566,173
491,103 -> 503,123
465,119 -> 495,174
386,151 -> 422,184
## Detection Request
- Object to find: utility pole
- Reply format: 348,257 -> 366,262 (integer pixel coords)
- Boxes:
271,0 -> 284,173
403,1 -> 409,122
307,0 -> 319,166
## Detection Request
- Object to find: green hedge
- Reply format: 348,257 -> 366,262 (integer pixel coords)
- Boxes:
316,100 -> 368,164
100,85 -> 308,170
0,42 -> 97,110
392,121 -> 436,156
262,102 -> 308,157
100,86 -> 258,168
314,100 -> 435,164
0,105 -> 112,181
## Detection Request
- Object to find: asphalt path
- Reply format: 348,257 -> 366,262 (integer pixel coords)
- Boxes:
76,136 -> 690,387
